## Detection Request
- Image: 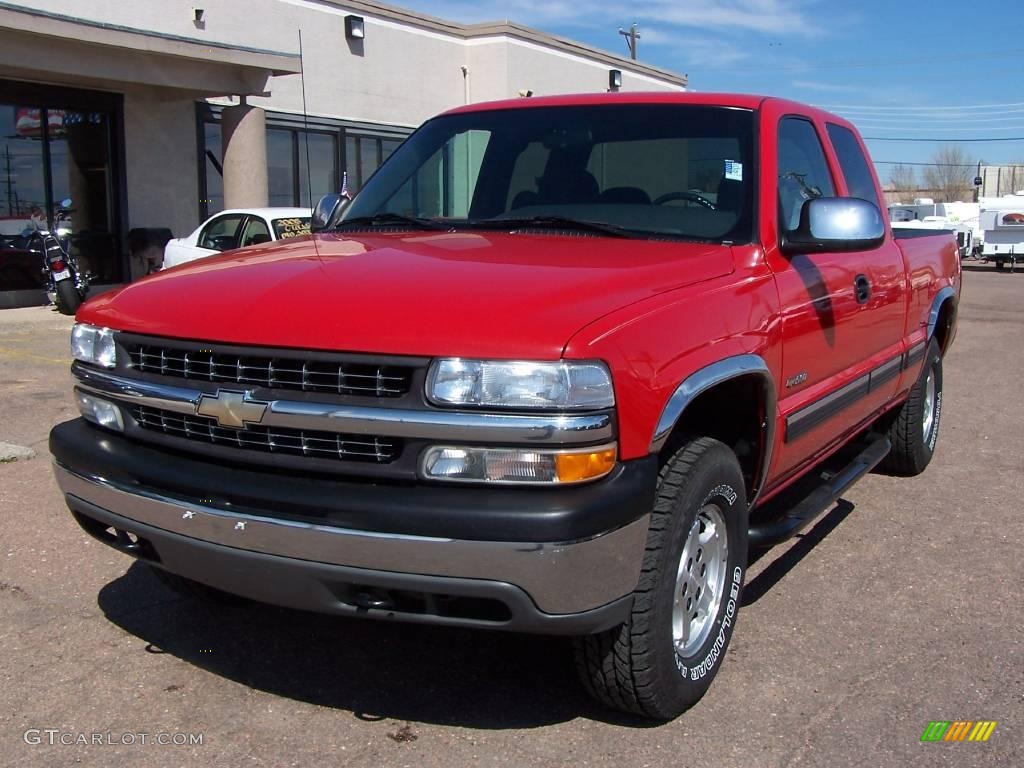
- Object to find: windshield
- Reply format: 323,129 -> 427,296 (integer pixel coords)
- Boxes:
342,104 -> 755,242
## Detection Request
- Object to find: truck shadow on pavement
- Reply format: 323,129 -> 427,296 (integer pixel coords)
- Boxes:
97,565 -> 657,729
96,501 -> 856,728
742,499 -> 856,606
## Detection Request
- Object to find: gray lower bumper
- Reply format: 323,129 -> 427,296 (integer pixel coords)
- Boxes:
55,464 -> 649,633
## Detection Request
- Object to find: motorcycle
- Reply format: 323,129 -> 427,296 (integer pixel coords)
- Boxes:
26,199 -> 90,315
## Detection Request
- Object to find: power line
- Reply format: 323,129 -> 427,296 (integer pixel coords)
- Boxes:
702,47 -> 1024,71
849,115 -> 1024,124
872,161 -> 1022,167
819,101 -> 1024,111
863,136 -> 1024,142
856,125 -> 1024,133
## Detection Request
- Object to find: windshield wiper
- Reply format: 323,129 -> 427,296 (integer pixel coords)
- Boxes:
461,215 -> 637,239
335,213 -> 452,231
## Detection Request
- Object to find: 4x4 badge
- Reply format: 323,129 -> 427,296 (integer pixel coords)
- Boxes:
196,390 -> 269,429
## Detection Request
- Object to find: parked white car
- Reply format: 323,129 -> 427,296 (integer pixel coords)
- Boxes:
162,207 -> 312,268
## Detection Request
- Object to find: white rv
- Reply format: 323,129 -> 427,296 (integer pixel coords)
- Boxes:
979,193 -> 1024,270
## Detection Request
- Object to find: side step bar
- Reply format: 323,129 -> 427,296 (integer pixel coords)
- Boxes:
748,437 -> 891,549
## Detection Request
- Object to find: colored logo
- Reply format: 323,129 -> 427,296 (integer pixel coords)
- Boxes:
1001,212 -> 1024,226
920,721 -> 997,743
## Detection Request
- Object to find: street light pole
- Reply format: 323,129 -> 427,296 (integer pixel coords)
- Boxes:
618,23 -> 640,60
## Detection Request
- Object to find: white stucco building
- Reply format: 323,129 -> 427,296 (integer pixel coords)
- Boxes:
0,0 -> 686,306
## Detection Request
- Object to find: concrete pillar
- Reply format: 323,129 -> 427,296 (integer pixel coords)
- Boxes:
221,100 -> 268,209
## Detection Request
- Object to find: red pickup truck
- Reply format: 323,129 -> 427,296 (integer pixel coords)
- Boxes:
51,93 -> 960,719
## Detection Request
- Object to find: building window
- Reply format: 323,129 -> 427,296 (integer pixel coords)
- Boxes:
198,105 -> 409,219
267,128 -> 295,207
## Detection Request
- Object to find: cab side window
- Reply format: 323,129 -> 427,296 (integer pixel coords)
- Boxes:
198,214 -> 244,251
826,123 -> 882,209
777,118 -> 835,233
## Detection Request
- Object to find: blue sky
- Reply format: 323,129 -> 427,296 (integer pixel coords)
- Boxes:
400,0 -> 1024,184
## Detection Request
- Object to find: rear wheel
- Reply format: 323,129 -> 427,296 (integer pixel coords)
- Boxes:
54,279 -> 81,315
878,337 -> 943,476
573,437 -> 748,719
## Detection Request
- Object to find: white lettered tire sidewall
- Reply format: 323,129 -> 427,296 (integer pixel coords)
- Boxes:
653,452 -> 748,708
571,437 -> 749,719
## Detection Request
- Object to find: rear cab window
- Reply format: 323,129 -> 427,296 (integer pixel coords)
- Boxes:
825,123 -> 882,209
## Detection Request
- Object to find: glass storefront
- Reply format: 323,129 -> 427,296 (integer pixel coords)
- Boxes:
0,81 -> 123,294
198,105 -> 409,219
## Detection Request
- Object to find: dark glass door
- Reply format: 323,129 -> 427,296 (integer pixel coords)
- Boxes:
0,81 -> 123,295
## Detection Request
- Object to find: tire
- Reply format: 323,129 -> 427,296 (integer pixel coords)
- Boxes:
54,278 -> 81,315
877,337 -> 942,476
573,437 -> 748,719
150,565 -> 245,604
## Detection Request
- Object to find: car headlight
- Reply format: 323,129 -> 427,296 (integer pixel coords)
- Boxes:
71,323 -> 117,368
426,359 -> 614,410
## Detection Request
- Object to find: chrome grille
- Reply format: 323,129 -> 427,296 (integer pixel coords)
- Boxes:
124,344 -> 411,397
131,405 -> 398,463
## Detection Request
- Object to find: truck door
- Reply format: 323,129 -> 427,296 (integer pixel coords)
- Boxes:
766,115 -> 907,484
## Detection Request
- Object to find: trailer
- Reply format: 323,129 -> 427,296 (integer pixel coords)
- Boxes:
889,201 -> 977,259
979,193 -> 1024,270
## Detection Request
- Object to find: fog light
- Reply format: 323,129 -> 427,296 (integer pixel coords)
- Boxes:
420,444 -> 616,485
76,391 -> 124,432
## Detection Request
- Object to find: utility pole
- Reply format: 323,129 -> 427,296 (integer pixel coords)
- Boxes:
619,23 -> 640,60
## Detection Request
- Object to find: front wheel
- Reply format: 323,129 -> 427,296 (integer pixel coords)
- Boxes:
573,437 -> 748,719
54,278 -> 82,315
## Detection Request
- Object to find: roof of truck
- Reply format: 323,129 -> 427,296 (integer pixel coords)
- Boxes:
444,92 -> 771,116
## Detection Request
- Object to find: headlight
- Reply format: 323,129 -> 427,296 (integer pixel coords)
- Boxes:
426,359 -> 614,410
71,324 -> 116,368
421,444 -> 617,485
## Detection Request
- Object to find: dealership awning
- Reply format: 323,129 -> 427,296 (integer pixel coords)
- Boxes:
0,3 -> 301,97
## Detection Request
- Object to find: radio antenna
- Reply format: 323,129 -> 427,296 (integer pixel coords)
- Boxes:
298,29 -> 314,210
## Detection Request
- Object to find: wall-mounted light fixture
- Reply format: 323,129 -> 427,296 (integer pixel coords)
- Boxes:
345,15 -> 365,40
608,69 -> 622,90
517,89 -> 534,98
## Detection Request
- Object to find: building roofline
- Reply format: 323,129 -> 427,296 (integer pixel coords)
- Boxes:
320,0 -> 687,86
0,1 -> 301,74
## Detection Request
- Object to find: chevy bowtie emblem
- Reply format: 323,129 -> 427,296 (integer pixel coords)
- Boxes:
196,390 -> 269,429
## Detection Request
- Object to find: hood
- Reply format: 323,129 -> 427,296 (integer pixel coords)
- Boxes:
80,231 -> 733,359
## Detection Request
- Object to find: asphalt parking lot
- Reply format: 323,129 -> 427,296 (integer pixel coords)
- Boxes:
0,264 -> 1020,768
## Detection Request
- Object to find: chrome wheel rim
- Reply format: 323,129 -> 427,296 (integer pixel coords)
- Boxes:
673,504 -> 728,657
922,369 -> 936,442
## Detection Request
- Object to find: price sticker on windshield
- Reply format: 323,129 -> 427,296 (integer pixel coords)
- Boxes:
724,160 -> 743,182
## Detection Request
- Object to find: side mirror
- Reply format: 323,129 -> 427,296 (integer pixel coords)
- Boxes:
781,197 -> 885,255
311,194 -> 349,232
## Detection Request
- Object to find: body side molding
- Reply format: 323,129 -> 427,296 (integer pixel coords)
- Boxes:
649,354 -> 777,501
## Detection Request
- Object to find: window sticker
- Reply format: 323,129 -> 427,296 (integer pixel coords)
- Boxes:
724,160 -> 743,181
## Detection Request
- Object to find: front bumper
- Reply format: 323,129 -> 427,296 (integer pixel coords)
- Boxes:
51,420 -> 656,633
